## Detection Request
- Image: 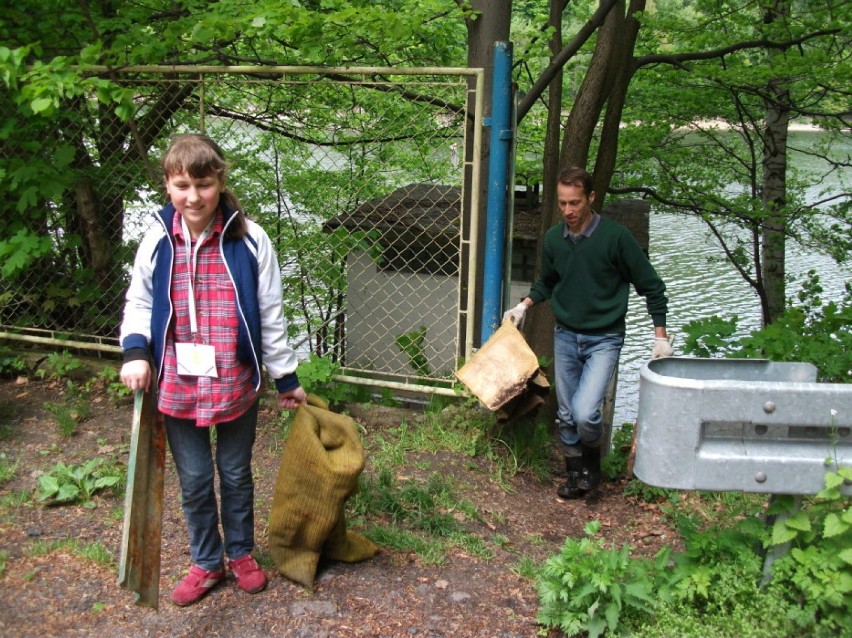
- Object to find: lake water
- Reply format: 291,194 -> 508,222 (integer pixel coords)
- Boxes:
613,128 -> 850,425
614,211 -> 850,427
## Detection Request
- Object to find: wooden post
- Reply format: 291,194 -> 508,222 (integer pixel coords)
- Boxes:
118,388 -> 165,609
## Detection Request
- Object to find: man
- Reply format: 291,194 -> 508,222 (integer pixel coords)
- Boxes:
503,166 -> 673,499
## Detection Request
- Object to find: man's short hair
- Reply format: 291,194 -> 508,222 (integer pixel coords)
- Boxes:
557,166 -> 593,196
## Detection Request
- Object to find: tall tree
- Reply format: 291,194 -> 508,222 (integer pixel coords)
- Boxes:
610,0 -> 849,325
0,0 -> 470,335
515,0 -> 848,369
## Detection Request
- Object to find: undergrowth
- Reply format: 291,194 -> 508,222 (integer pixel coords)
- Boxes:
536,282 -> 852,637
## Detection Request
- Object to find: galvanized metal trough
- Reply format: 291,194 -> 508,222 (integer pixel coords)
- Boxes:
634,358 -> 851,496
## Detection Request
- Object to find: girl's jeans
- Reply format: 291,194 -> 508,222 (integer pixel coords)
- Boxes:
553,325 -> 624,449
165,401 -> 258,571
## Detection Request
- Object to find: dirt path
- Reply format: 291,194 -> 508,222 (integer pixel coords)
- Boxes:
0,375 -> 674,638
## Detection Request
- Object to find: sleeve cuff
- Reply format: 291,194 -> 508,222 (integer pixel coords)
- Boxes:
122,347 -> 150,364
274,372 -> 301,393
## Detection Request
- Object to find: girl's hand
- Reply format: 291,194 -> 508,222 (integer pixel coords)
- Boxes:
277,386 -> 307,410
120,360 -> 151,392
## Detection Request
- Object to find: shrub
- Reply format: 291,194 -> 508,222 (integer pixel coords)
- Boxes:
536,520 -> 659,637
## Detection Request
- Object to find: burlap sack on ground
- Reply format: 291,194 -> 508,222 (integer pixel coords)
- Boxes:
268,395 -> 378,589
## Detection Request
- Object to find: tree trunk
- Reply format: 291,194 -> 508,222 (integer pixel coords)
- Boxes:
557,0 -> 625,176
528,0 -> 569,424
592,0 -> 645,208
527,0 -> 630,361
761,0 -> 790,325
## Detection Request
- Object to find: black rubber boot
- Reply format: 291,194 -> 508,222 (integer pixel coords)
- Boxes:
577,445 -> 602,493
557,449 -> 584,499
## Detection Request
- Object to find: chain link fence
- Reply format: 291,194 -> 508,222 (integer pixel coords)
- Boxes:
0,66 -> 484,392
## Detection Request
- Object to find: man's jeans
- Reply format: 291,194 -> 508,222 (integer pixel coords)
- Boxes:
553,326 -> 624,449
165,402 -> 259,571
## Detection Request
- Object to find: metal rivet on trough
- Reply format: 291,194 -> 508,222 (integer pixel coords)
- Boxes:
755,471 -> 767,483
763,401 -> 776,414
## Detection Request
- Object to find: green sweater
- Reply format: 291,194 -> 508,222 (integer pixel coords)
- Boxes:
529,218 -> 668,334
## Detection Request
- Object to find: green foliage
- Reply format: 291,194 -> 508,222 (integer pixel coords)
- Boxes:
602,422 -> 634,480
44,403 -> 73,437
42,381 -> 90,437
0,347 -> 27,378
680,273 -> 852,382
661,515 -> 767,614
536,521 -> 658,638
294,354 -> 371,406
679,314 -> 740,358
34,350 -> 82,381
0,452 -> 18,485
765,469 -> 852,635
36,458 -> 123,507
513,555 -> 542,581
493,418 -> 554,482
623,478 -> 680,505
84,366 -> 132,403
0,229 -> 53,278
351,467 -> 488,564
29,537 -> 115,567
538,466 -> 852,637
395,326 -> 431,376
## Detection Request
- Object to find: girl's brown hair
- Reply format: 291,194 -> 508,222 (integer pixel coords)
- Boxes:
161,134 -> 247,238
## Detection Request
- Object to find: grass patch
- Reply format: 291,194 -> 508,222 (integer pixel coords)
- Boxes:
0,453 -> 18,485
512,555 -> 541,581
29,538 -> 115,567
351,466 -> 496,564
345,400 -> 562,565
0,489 -> 31,508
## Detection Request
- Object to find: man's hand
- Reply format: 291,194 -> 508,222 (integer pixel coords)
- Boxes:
120,359 -> 152,392
277,386 -> 307,410
652,335 -> 674,359
502,302 -> 528,327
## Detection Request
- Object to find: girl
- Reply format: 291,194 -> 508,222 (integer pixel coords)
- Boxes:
119,134 -> 306,606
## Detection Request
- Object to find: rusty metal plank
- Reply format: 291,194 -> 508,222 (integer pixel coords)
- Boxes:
118,388 -> 165,610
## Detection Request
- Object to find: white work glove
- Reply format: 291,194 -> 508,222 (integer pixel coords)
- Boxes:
652,335 -> 675,359
502,302 -> 528,327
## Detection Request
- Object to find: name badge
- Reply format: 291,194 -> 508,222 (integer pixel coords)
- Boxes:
175,342 -> 219,377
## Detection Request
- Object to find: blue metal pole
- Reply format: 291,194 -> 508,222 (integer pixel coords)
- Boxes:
480,41 -> 514,345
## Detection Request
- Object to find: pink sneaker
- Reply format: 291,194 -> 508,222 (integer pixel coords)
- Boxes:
228,554 -> 267,594
170,565 -> 225,606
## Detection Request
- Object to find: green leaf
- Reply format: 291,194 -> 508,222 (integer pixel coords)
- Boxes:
824,472 -> 845,489
587,615 -> 606,638
823,513 -> 849,538
37,474 -> 59,498
94,476 -> 120,489
784,511 -> 812,532
772,522 -> 798,546
839,548 -> 852,567
30,97 -> 53,114
56,483 -> 80,502
604,600 -> 620,631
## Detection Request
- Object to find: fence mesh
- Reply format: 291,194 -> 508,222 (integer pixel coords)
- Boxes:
0,67 -> 482,389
